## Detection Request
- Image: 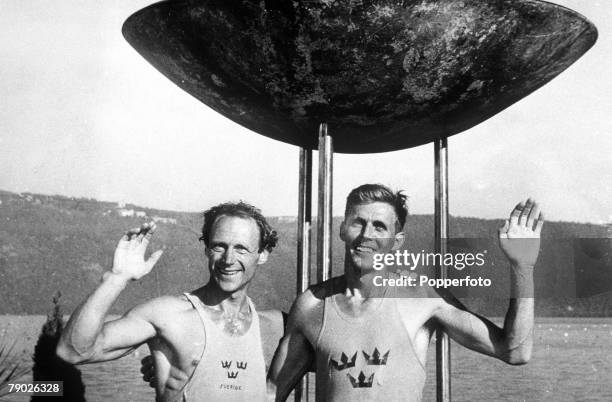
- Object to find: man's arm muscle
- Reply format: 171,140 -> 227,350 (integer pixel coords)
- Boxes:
57,277 -> 160,364
57,224 -> 163,364
434,287 -> 533,364
268,291 -> 319,401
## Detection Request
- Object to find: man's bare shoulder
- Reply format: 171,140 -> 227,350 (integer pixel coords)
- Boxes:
126,294 -> 193,320
306,276 -> 345,302
291,277 -> 335,314
395,284 -> 470,328
258,308 -> 284,327
287,276 -> 345,337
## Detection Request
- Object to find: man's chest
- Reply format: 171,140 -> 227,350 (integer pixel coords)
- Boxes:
314,316 -> 426,396
154,309 -> 265,369
313,297 -> 435,368
154,309 -> 207,370
152,310 -> 268,401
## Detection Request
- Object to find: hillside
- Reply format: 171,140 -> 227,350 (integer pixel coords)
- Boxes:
0,190 -> 610,316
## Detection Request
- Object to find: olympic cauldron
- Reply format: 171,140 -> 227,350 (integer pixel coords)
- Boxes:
122,0 -> 597,153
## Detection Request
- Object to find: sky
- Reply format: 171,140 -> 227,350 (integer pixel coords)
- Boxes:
0,0 -> 610,223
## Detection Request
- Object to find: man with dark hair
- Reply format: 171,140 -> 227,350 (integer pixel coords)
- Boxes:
57,202 -> 284,401
200,202 -> 278,252
269,183 -> 543,401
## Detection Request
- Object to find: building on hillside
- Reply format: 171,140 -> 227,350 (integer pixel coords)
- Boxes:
117,209 -> 135,217
152,216 -> 177,225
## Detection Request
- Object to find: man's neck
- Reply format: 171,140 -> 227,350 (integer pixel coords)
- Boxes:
343,251 -> 389,300
196,282 -> 251,316
194,283 -> 254,336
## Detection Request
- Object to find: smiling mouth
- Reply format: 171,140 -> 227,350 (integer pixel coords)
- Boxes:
354,245 -> 376,253
217,268 -> 242,276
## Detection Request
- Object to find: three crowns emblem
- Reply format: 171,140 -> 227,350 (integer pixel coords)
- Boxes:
331,348 -> 390,389
221,360 -> 248,379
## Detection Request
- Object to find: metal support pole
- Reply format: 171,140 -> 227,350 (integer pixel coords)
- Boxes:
434,138 -> 451,402
295,147 -> 313,402
317,123 -> 333,283
297,147 -> 313,294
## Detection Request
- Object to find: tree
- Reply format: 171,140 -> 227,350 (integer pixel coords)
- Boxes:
31,292 -> 85,401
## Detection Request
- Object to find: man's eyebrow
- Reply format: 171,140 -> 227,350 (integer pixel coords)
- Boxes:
235,243 -> 256,252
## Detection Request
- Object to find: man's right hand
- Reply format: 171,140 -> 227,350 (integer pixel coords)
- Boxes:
111,222 -> 163,281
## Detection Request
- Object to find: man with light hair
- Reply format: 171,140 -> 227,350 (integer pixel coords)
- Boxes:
269,183 -> 543,401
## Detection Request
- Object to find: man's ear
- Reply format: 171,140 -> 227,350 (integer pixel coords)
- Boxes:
257,250 -> 270,265
339,221 -> 347,242
392,231 -> 405,251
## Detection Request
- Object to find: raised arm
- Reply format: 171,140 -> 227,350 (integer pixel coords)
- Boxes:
267,292 -> 317,401
57,223 -> 163,364
434,199 -> 543,365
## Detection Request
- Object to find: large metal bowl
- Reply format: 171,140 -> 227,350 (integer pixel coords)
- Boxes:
123,0 -> 597,153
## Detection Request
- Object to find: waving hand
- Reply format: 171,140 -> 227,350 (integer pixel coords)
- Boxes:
112,222 -> 163,281
498,199 -> 544,268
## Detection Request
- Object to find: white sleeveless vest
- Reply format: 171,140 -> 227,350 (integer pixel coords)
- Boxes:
180,293 -> 268,401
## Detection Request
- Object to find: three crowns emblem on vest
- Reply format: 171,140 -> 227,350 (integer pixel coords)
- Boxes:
330,348 -> 390,388
220,360 -> 248,379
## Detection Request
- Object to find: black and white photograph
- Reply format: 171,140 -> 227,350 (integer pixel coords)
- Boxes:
0,1 -> 611,401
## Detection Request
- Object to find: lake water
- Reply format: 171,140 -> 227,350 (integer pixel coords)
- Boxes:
1,316 -> 611,401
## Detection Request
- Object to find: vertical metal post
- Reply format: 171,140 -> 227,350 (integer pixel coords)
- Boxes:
317,123 -> 333,282
297,147 -> 313,295
434,138 -> 451,402
295,147 -> 312,402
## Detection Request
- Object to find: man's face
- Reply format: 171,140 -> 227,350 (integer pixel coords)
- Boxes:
206,215 -> 268,293
340,202 -> 404,272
